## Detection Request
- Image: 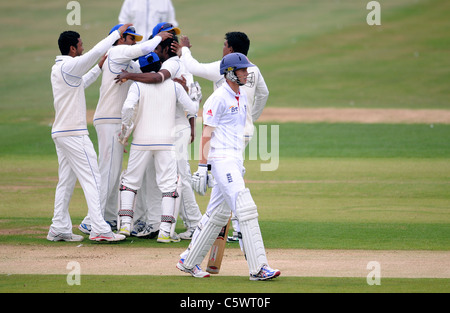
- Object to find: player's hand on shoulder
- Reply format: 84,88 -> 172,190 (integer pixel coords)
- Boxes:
174,75 -> 188,92
115,70 -> 130,84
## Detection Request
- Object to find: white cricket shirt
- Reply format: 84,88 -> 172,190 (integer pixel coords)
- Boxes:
180,46 -> 269,139
202,82 -> 247,160
50,30 -> 121,138
93,36 -> 162,126
122,80 -> 198,150
161,56 -> 195,129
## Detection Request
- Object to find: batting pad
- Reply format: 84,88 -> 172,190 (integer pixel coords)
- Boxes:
236,188 -> 268,275
184,202 -> 230,269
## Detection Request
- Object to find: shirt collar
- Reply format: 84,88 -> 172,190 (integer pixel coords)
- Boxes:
223,81 -> 240,97
55,55 -> 73,62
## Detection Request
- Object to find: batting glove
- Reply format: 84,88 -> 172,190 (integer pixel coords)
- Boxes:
207,172 -> 215,188
189,81 -> 202,102
192,164 -> 209,196
118,123 -> 133,146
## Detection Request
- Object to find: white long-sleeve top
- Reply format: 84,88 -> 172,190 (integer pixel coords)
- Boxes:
121,80 -> 198,150
180,46 -> 269,138
160,55 -> 196,129
50,30 -> 121,138
93,36 -> 162,126
118,0 -> 178,41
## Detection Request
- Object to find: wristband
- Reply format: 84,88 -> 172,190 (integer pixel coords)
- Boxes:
198,164 -> 211,171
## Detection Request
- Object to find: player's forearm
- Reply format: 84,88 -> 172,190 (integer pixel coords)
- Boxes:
71,30 -> 120,76
176,83 -> 199,117
252,78 -> 270,121
121,71 -> 165,84
122,83 -> 139,123
116,36 -> 162,62
199,126 -> 213,164
199,137 -> 210,165
181,47 -> 221,82
140,35 -> 162,55
252,93 -> 269,122
82,65 -> 101,89
189,117 -> 196,144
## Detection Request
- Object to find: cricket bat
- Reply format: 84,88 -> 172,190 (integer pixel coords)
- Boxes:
206,218 -> 231,274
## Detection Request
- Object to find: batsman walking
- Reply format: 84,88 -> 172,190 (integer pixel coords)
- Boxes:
176,53 -> 280,280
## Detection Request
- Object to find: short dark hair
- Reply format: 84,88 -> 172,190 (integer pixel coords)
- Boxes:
225,32 -> 250,56
159,35 -> 179,58
58,31 -> 80,55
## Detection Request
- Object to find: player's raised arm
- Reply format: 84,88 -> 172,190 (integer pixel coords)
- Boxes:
65,24 -> 132,77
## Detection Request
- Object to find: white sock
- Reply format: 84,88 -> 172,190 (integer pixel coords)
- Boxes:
120,216 -> 132,225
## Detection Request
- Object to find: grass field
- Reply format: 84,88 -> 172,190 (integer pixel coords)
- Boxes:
0,0 -> 449,296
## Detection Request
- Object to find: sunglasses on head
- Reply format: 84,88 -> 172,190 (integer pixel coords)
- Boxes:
158,23 -> 173,33
123,26 -> 136,35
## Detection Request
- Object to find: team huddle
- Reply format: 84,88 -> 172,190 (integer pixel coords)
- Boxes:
48,18 -> 280,280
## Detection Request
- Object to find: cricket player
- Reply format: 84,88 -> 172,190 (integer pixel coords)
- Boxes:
117,52 -> 199,243
116,23 -> 203,240
176,53 -> 280,280
176,32 -> 269,241
77,24 -> 172,235
177,32 -> 269,145
118,0 -> 178,42
48,25 -> 133,242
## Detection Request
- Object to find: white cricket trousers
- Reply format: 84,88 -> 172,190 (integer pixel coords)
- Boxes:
207,158 -> 246,217
180,157 -> 245,260
133,126 -> 202,229
120,149 -> 178,233
95,123 -> 123,222
51,135 -> 112,234
122,149 -> 178,193
176,126 -> 202,229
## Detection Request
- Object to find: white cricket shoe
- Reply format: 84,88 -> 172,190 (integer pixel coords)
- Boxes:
178,227 -> 196,240
249,265 -> 281,281
118,222 -> 132,237
177,259 -> 210,278
89,232 -> 126,242
136,224 -> 159,239
131,219 -> 146,236
78,223 -> 91,235
157,231 -> 181,243
47,230 -> 84,242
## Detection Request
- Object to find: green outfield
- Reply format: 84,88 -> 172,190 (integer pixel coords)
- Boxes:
0,0 -> 449,294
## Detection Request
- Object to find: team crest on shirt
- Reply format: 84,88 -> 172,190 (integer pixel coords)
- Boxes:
207,109 -> 213,116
